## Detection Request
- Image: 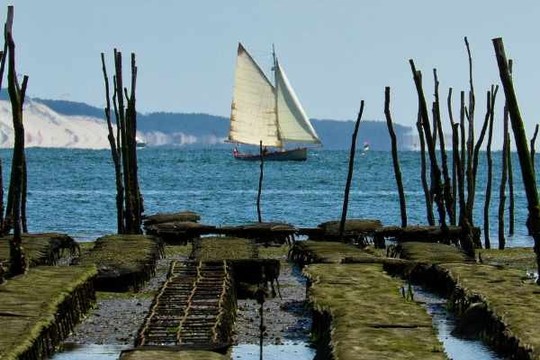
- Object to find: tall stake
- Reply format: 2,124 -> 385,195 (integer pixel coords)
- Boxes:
498,105 -> 509,249
409,60 -> 450,242
417,114 -> 434,226
5,5 -> 28,275
339,101 -> 364,241
447,88 -> 458,225
384,87 -> 407,227
484,87 -> 497,249
257,141 -> 264,223
493,37 -> 540,281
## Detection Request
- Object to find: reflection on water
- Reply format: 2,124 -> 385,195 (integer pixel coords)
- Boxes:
50,343 -> 130,360
50,342 -> 316,360
414,286 -> 504,360
232,342 -> 315,360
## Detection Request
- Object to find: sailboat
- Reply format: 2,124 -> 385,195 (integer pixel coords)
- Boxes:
228,43 -> 321,161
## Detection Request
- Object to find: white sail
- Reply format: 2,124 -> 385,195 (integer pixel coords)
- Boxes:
274,61 -> 321,144
228,43 -> 281,147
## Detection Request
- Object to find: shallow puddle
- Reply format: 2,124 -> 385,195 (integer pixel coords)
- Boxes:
413,286 -> 504,360
50,343 -> 130,359
51,342 -> 316,359
231,342 -> 315,359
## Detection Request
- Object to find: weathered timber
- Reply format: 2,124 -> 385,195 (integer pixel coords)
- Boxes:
384,87 -> 407,228
339,101 -> 364,240
74,234 -> 163,291
0,266 -> 97,360
493,37 -> 540,282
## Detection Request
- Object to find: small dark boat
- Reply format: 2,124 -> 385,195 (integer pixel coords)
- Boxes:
233,147 -> 307,161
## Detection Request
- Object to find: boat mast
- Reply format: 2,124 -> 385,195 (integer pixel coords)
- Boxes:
272,44 -> 283,150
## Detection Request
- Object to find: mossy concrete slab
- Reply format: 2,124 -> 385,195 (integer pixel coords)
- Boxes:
304,263 -> 445,360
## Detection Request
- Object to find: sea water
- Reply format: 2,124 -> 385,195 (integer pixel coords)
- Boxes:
7,147 -> 535,247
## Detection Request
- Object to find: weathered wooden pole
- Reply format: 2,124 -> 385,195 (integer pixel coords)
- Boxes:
507,60 -> 515,236
508,139 -> 515,236
484,87 -> 497,249
257,141 -> 264,223
102,50 -> 143,234
417,114 -> 434,226
409,60 -> 449,238
498,107 -> 509,249
384,87 -> 407,227
465,37 -> 476,231
339,101 -> 364,241
5,5 -> 28,275
125,53 -> 143,233
101,53 -> 125,234
493,37 -> 540,280
531,124 -> 539,171
447,88 -> 458,225
433,69 -> 454,226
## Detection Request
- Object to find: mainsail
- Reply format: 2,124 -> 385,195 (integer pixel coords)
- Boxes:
228,43 -> 321,148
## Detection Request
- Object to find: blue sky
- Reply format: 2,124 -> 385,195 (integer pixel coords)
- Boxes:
6,1 -> 540,146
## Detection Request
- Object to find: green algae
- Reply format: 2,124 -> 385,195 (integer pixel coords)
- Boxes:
304,263 -> 445,360
0,265 -> 97,360
75,234 -> 163,291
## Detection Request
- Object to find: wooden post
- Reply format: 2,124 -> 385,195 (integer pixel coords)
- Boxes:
339,101 -> 364,241
417,112 -> 435,226
498,106 -> 509,249
102,51 -> 142,234
101,53 -> 125,234
447,88 -> 458,225
384,87 -> 407,227
433,69 -> 454,226
493,37 -> 540,280
409,60 -> 450,243
507,60 -> 515,236
531,124 -> 539,172
484,86 -> 498,249
5,5 -> 28,275
257,141 -> 264,223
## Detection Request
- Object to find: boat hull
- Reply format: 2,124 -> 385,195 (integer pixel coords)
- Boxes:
233,147 -> 308,161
